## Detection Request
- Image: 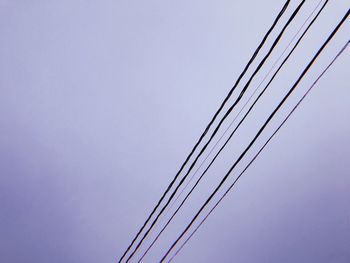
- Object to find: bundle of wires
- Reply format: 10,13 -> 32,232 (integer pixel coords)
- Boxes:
119,1 -> 349,262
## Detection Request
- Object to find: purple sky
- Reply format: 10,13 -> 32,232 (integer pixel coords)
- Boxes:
0,1 -> 349,262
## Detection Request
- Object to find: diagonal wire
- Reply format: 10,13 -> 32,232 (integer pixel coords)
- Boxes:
169,38 -> 350,263
160,9 -> 350,262
138,0 -> 328,260
118,2 -> 291,261
139,0 -> 322,255
138,1 -> 328,260
126,2 -> 306,261
166,0 -> 325,221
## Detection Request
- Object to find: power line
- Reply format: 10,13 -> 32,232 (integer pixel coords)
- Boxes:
169,38 -> 350,263
119,1 -> 293,262
160,9 -> 350,262
138,1 -> 329,260
166,0 -> 325,215
118,2 -> 291,261
125,1 -> 306,261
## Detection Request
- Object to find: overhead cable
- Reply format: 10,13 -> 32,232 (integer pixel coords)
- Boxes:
138,1 -> 328,260
166,0 -> 325,214
118,2 -> 291,261
169,38 -> 350,263
160,9 -> 350,262
125,2 -> 306,261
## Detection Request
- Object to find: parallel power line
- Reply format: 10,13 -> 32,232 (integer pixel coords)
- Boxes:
125,1 -> 306,261
160,9 -> 350,262
169,39 -> 350,262
138,1 -> 329,260
119,0 -> 290,262
140,0 -> 325,256
117,2 -> 291,261
166,0 -> 325,215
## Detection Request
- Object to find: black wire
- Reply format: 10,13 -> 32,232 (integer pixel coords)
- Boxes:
169,38 -> 350,263
138,1 -> 329,260
126,1 -> 305,261
167,0 -> 324,212
160,9 -> 350,262
118,2 -> 290,261
118,1 -> 291,262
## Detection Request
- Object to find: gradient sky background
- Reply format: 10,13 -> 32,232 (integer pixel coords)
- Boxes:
0,1 -> 349,262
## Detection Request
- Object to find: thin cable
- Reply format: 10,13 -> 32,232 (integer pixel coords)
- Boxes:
118,2 -> 290,261
139,0 -> 321,254
167,0 -> 324,219
126,2 -> 306,261
160,9 -> 350,262
138,1 -> 327,260
169,39 -> 350,263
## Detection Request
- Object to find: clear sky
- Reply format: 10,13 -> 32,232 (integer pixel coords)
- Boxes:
0,1 -> 349,262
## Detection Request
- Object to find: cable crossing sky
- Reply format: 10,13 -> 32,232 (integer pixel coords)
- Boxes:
119,2 -> 349,262
118,2 -> 291,261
